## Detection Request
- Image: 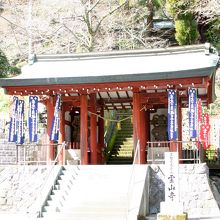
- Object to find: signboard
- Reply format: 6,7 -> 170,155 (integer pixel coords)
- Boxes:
8,96 -> 18,142
28,96 -> 38,142
168,90 -> 177,140
50,94 -> 61,141
164,152 -> 179,203
209,118 -> 220,150
188,88 -> 197,139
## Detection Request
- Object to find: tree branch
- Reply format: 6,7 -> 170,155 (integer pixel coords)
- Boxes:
0,15 -> 27,32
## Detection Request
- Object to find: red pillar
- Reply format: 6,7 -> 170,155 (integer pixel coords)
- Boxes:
58,103 -> 66,165
80,94 -> 88,164
98,107 -> 104,164
133,90 -> 143,164
90,93 -> 98,164
140,109 -> 146,164
145,110 -> 150,163
46,96 -> 54,163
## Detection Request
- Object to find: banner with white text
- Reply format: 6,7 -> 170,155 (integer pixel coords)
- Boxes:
188,88 -> 197,139
168,90 -> 177,141
50,94 -> 61,142
8,96 -> 18,142
28,96 -> 38,142
17,100 -> 24,144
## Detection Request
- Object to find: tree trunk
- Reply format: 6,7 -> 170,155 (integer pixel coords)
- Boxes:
146,0 -> 154,34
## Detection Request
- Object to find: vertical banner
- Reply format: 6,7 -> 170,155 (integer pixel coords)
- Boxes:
188,88 -> 197,139
50,94 -> 61,142
200,113 -> 210,149
17,100 -> 25,144
168,90 -> 177,141
29,96 -> 38,142
197,99 -> 202,125
8,96 -> 19,142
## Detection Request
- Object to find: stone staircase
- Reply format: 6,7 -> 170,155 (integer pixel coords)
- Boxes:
108,116 -> 133,164
41,165 -> 148,220
41,166 -> 79,217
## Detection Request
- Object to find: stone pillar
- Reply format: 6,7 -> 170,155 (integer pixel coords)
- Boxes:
80,94 -> 88,164
90,93 -> 98,164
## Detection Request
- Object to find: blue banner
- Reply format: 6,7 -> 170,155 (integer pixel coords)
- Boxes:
8,96 -> 18,142
17,100 -> 25,144
28,96 -> 38,142
50,94 -> 61,142
188,88 -> 197,138
168,90 -> 177,141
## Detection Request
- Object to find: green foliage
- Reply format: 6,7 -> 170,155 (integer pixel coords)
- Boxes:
166,0 -> 194,19
175,14 -> 199,45
9,66 -> 21,75
139,0 -> 165,7
138,0 -> 146,6
166,0 -> 199,46
0,89 -> 9,114
119,0 -> 135,8
0,50 -> 10,78
0,49 -> 21,77
153,0 -> 166,9
105,127 -> 118,161
206,19 -> 220,52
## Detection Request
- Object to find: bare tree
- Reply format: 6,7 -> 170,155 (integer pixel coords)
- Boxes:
0,0 -> 171,64
192,0 -> 220,22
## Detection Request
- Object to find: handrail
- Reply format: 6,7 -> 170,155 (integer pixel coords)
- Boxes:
35,142 -> 66,218
146,140 -> 203,164
126,140 -> 140,217
16,143 -> 61,166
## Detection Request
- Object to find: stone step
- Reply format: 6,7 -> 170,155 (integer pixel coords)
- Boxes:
114,135 -> 133,139
43,212 -> 127,220
42,165 -> 148,220
114,139 -> 133,143
112,145 -> 133,149
111,152 -> 132,155
113,145 -> 133,149
111,156 -> 133,159
107,160 -> 133,164
111,150 -> 133,154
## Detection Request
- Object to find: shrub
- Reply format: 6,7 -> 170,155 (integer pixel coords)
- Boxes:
175,15 -> 199,45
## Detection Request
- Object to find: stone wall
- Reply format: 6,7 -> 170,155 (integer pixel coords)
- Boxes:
0,140 -> 47,165
149,163 -> 220,218
0,166 -> 50,215
0,140 -> 17,164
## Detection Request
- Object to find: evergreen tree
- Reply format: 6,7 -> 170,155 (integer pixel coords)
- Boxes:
0,49 -> 20,78
0,50 -> 10,77
166,0 -> 199,45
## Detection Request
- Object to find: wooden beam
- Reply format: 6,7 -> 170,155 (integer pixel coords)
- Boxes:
3,76 -> 208,95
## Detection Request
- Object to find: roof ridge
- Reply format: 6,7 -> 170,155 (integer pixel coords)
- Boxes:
35,44 -> 207,62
